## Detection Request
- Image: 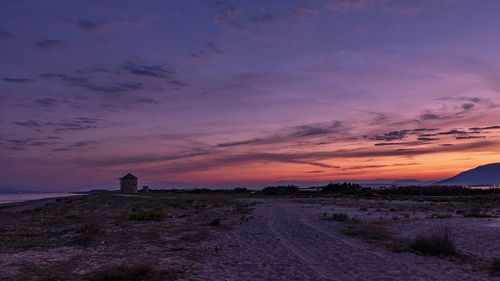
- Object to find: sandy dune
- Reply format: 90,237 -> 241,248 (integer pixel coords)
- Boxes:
195,199 -> 498,281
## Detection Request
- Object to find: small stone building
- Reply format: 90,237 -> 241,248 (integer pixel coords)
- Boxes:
120,173 -> 138,193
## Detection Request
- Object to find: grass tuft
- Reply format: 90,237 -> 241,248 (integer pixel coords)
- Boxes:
128,209 -> 166,221
73,222 -> 104,247
410,227 -> 457,256
88,264 -> 154,281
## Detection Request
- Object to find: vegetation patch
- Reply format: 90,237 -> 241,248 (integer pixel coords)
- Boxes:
128,209 -> 167,221
491,258 -> 500,276
342,223 -> 394,242
73,221 -> 104,247
87,263 -> 184,281
409,227 -> 457,257
262,185 -> 299,195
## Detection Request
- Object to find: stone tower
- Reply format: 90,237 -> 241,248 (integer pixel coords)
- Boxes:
120,173 -> 138,193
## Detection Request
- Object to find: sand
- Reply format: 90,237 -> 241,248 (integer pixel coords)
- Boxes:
194,198 -> 499,281
0,195 -> 498,280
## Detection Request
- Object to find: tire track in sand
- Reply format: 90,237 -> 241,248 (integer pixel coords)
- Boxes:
268,217 -> 345,281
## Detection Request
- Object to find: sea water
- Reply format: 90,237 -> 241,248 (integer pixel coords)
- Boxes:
0,193 -> 78,204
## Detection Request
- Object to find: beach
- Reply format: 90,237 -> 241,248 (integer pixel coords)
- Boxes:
0,193 -> 80,205
0,192 -> 499,280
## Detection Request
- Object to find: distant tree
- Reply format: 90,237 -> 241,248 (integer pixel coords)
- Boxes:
233,187 -> 249,193
321,182 -> 362,194
262,185 -> 299,195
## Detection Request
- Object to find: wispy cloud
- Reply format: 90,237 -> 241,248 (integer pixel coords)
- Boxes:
77,19 -> 148,32
292,3 -> 319,17
35,98 -> 57,107
325,0 -> 375,12
190,42 -> 225,60
34,39 -> 65,50
216,121 -> 343,148
3,77 -> 33,83
12,120 -> 42,128
0,29 -> 16,40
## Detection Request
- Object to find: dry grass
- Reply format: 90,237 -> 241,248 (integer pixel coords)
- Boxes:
491,258 -> 500,276
409,227 -> 457,256
341,223 -> 394,242
0,193 -> 255,280
87,263 -> 185,281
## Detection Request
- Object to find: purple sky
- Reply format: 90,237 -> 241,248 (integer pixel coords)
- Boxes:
1,0 -> 500,191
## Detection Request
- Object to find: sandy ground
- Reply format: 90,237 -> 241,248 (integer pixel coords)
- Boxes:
0,195 -> 498,280
194,198 -> 500,281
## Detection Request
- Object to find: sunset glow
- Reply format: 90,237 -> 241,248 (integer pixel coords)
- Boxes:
1,0 -> 500,190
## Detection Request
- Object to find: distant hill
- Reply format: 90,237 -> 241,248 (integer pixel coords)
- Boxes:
438,163 -> 500,186
391,179 -> 434,186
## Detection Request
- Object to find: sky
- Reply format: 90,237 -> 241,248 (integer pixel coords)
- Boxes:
1,0 -> 500,191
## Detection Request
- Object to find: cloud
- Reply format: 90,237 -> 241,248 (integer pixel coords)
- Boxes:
0,29 -> 15,40
3,138 -> 50,150
190,42 -> 225,60
3,77 -> 33,83
325,0 -> 375,12
68,141 -> 94,147
122,61 -> 171,77
78,140 -> 497,174
216,121 -> 343,148
420,113 -> 441,120
419,97 -> 480,121
383,4 -> 423,15
48,117 -> 103,132
345,162 -> 419,170
371,130 -> 409,142
413,128 -> 438,132
215,7 -> 241,22
12,120 -> 41,127
292,3 -> 319,17
78,20 -> 108,32
469,125 -> 500,131
52,148 -> 71,152
35,98 -> 57,107
249,14 -> 285,26
34,40 -> 65,50
417,137 -> 439,141
40,73 -> 144,93
462,103 -> 474,110
455,136 -> 485,140
438,130 -> 467,135
77,18 -> 150,32
136,98 -> 160,104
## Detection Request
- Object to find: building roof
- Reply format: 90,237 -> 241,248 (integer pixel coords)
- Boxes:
120,173 -> 137,180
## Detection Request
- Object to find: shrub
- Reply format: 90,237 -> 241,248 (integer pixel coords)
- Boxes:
330,213 -> 348,222
88,264 -> 154,281
262,185 -> 298,195
128,209 -> 166,221
209,218 -> 221,226
410,227 -> 457,256
492,259 -> 500,276
342,224 -> 393,241
463,206 -> 493,218
73,222 -> 104,247
234,202 -> 252,214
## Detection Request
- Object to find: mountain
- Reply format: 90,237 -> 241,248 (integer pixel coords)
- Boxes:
438,163 -> 500,186
391,179 -> 435,186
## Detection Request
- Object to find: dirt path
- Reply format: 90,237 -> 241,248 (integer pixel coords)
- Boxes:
194,199 -> 497,280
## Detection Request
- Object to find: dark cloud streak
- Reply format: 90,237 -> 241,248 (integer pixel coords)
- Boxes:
34,40 -> 65,50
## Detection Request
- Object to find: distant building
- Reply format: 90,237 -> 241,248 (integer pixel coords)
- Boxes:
120,173 -> 138,193
141,186 -> 149,192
